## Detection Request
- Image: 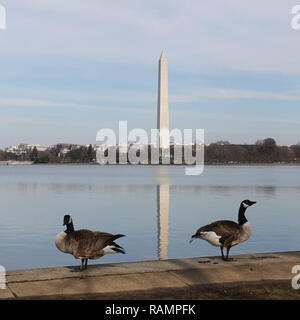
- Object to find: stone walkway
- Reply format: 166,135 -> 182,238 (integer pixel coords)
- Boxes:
1,251 -> 299,299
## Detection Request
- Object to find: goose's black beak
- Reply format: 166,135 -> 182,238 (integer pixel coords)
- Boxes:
250,201 -> 257,206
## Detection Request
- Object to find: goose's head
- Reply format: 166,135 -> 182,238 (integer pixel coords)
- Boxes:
241,199 -> 256,209
63,214 -> 72,226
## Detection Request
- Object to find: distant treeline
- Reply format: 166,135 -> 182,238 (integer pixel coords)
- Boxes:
204,138 -> 300,164
0,144 -> 96,164
1,138 -> 300,164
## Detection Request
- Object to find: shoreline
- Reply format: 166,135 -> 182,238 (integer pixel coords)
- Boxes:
1,251 -> 300,300
1,162 -> 300,166
0,161 -> 33,165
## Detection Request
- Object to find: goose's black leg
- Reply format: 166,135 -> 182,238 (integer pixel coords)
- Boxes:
84,258 -> 88,269
80,259 -> 85,271
225,246 -> 231,261
220,246 -> 225,260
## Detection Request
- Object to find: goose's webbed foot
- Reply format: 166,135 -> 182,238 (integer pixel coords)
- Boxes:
223,247 -> 232,262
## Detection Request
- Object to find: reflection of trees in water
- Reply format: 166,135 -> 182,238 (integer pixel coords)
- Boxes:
171,185 -> 279,198
254,186 -> 276,198
1,182 -> 155,195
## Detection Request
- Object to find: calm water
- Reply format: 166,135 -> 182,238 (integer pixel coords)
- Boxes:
0,165 -> 299,271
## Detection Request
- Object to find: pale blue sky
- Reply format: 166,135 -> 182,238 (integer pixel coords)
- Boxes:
0,0 -> 300,148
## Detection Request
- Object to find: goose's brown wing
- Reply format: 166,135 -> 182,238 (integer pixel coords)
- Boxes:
64,230 -> 93,258
90,232 -> 125,252
67,230 -> 124,258
194,220 -> 242,247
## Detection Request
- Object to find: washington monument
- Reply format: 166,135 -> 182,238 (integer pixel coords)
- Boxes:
157,51 -> 170,150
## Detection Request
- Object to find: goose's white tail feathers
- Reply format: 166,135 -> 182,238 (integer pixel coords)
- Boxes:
103,244 -> 125,255
103,245 -> 118,254
198,231 -> 222,247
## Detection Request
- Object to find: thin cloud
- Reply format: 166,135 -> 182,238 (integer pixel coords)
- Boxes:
172,110 -> 300,126
187,88 -> 300,101
0,97 -> 154,114
0,98 -> 82,108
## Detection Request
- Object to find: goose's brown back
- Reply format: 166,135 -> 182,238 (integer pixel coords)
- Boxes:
65,230 -> 124,259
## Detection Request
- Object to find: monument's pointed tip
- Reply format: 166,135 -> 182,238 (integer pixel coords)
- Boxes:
160,50 -> 166,59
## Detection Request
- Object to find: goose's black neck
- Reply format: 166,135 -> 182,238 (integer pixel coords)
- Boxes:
65,222 -> 75,234
238,204 -> 248,225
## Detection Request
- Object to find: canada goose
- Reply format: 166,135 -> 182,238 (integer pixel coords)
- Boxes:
190,200 -> 256,261
55,215 -> 126,271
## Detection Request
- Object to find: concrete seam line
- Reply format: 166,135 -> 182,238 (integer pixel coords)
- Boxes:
6,284 -> 18,298
6,269 -> 196,285
6,270 -> 187,287
167,270 -> 193,287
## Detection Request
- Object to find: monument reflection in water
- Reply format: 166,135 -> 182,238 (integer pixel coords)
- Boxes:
156,182 -> 170,260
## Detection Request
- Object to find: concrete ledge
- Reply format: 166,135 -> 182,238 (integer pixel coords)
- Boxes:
2,251 -> 300,299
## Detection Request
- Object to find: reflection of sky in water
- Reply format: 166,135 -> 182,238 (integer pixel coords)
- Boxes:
0,165 -> 299,270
